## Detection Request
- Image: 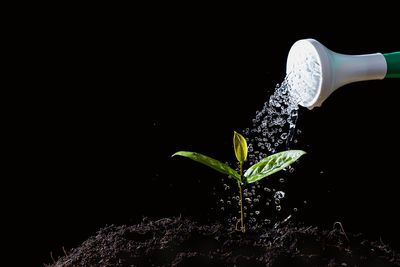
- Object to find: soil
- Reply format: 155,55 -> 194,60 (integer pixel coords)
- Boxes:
48,217 -> 400,267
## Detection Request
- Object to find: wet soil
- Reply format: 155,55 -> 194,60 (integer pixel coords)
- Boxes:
48,217 -> 400,267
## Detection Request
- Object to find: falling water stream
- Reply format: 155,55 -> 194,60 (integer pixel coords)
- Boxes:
215,71 -> 314,229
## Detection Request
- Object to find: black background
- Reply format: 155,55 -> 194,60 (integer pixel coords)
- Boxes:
7,6 -> 399,265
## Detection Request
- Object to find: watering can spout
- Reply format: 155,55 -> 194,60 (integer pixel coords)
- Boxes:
286,38 -> 399,109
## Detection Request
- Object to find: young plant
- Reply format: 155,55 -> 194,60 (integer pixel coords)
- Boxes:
172,131 -> 306,232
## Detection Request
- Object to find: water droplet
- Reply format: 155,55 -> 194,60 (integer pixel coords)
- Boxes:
248,144 -> 254,152
279,178 -> 285,183
274,191 -> 285,199
245,198 -> 252,203
227,200 -> 231,205
274,198 -> 280,205
264,187 -> 271,192
293,207 -> 298,212
276,205 -> 281,211
264,219 -> 271,224
221,207 -> 225,211
220,199 -> 224,203
255,210 -> 260,215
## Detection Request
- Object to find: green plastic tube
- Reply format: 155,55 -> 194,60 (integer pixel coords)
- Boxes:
384,52 -> 400,78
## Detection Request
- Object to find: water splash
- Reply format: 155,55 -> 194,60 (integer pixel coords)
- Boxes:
243,76 -> 301,166
217,74 -> 305,228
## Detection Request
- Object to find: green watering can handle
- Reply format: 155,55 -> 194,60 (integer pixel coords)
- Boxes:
383,52 -> 400,78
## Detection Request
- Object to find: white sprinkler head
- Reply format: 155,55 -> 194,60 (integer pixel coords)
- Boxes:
286,39 -> 387,109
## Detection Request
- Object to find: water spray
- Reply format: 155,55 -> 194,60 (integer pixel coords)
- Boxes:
286,38 -> 399,109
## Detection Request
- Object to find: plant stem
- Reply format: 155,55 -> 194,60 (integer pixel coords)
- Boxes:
238,161 -> 245,232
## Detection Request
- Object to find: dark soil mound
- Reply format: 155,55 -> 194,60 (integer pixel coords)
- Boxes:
48,217 -> 400,266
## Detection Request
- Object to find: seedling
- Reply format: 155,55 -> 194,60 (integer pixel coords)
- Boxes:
172,131 -> 306,232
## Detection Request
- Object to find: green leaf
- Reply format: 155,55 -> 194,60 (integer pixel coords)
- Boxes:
172,151 -> 241,183
244,150 -> 306,184
233,131 -> 248,163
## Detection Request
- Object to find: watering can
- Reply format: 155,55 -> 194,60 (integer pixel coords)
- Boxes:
286,38 -> 399,109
